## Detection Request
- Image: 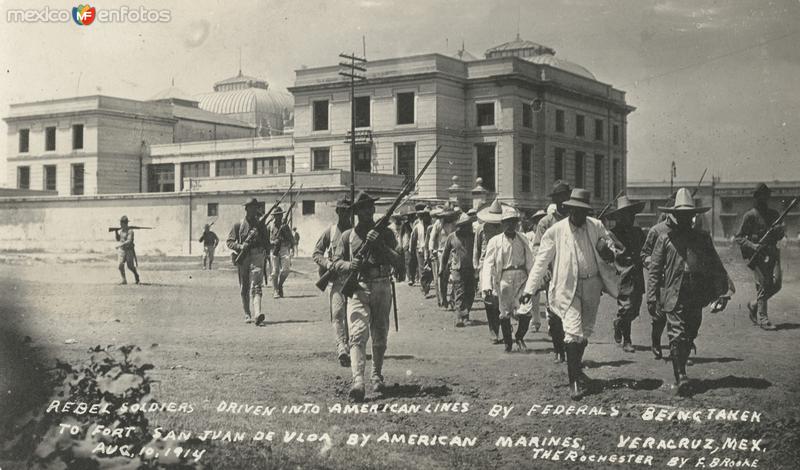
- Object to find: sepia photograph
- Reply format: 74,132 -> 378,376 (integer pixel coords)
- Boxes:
1,0 -> 799,468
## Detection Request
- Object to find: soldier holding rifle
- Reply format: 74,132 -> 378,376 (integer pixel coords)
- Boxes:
113,215 -> 141,285
312,196 -> 353,367
227,198 -> 270,325
735,183 -> 795,331
269,207 -> 295,299
332,191 -> 402,401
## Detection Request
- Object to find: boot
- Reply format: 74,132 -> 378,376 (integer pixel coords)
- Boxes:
500,318 -> 513,353
370,346 -> 386,393
577,339 -> 591,385
670,342 -> 689,395
241,292 -> 252,322
651,320 -> 665,360
565,343 -> 583,400
132,269 -> 140,285
549,315 -> 566,363
622,322 -> 635,353
747,301 -> 758,325
253,293 -> 264,325
349,346 -> 366,402
613,319 -> 623,344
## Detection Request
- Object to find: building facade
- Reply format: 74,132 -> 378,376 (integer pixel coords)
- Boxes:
289,37 -> 634,209
4,95 -> 255,196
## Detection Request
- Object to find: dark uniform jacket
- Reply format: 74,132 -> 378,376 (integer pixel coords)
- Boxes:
734,207 -> 783,261
268,222 -> 294,255
641,219 -> 670,270
441,231 -> 475,278
647,221 -> 730,312
312,223 -> 349,278
333,224 -> 400,280
227,217 -> 269,253
611,224 -> 646,296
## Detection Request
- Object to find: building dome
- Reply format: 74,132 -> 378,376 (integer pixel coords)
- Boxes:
196,70 -> 294,136
485,35 -> 595,80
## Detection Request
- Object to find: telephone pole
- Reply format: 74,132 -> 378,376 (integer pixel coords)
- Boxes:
339,52 -> 367,224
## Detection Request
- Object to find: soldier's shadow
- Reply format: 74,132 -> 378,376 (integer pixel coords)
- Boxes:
684,375 -> 772,396
583,360 -> 636,369
370,383 -> 452,400
583,378 -> 664,397
775,323 -> 800,331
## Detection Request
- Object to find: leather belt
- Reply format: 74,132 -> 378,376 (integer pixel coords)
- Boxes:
502,265 -> 526,273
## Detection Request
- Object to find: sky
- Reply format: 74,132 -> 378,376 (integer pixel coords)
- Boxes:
1,0 -> 799,186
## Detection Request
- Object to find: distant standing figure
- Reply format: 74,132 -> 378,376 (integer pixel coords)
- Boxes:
269,207 -> 295,298
199,224 -> 219,270
292,227 -> 300,256
115,215 -> 140,285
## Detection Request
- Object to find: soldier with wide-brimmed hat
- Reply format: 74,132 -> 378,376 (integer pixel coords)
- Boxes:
475,197 -> 505,343
410,203 -> 432,294
441,213 -> 476,327
199,223 -> 219,270
734,183 -> 785,331
312,195 -> 353,367
429,205 -> 458,309
606,196 -> 647,353
331,191 -> 402,402
268,205 -> 294,298
482,205 -> 535,352
647,188 -> 732,395
227,198 -> 270,325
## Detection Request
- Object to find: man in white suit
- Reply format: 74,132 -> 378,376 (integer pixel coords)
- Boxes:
521,189 -> 619,399
481,205 -> 535,353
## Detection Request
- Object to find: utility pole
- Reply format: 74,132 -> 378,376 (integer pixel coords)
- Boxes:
669,161 -> 676,196
338,52 -> 367,224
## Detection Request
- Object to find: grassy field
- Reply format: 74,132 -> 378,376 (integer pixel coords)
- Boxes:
1,246 -> 800,469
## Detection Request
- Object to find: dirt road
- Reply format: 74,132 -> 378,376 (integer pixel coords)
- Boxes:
1,246 -> 799,469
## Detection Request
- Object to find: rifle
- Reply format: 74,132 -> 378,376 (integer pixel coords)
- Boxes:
691,168 -> 708,197
108,226 -> 153,232
746,197 -> 798,269
232,181 -> 296,265
596,190 -> 626,220
390,279 -> 399,332
341,146 -> 441,297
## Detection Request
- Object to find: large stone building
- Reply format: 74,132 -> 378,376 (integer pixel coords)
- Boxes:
4,95 -> 255,195
290,36 -> 634,208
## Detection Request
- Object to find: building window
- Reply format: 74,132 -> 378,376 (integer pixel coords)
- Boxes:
355,96 -> 370,128
354,145 -> 371,172
576,114 -> 585,137
521,144 -> 534,193
180,161 -> 210,190
302,200 -> 316,215
18,129 -> 29,153
612,124 -> 620,145
594,154 -> 604,198
396,143 -> 416,182
313,100 -> 329,131
72,124 -> 84,150
45,126 -> 56,151
254,157 -> 286,175
17,166 -> 30,189
575,152 -> 585,188
215,159 -> 246,177
147,163 -> 175,192
207,203 -> 218,217
476,143 -> 496,192
612,159 -> 621,196
397,92 -> 415,125
522,103 -> 533,128
555,109 -> 565,133
312,148 -> 330,171
476,102 -> 495,127
71,163 -> 84,195
595,119 -> 604,141
44,165 -> 56,191
554,147 -> 565,181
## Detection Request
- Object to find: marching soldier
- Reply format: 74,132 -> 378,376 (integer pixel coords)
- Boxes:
199,223 -> 219,270
269,206 -> 294,298
481,205 -> 535,353
647,188 -> 732,394
521,209 -> 548,332
332,191 -> 402,402
312,196 -> 353,367
522,189 -> 619,399
441,213 -> 476,327
735,183 -> 785,331
534,181 -> 572,363
227,198 -> 269,325
401,214 -> 416,286
410,204 -> 432,295
474,198 -> 504,344
641,211 -> 672,359
115,215 -> 140,285
606,196 -> 647,353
